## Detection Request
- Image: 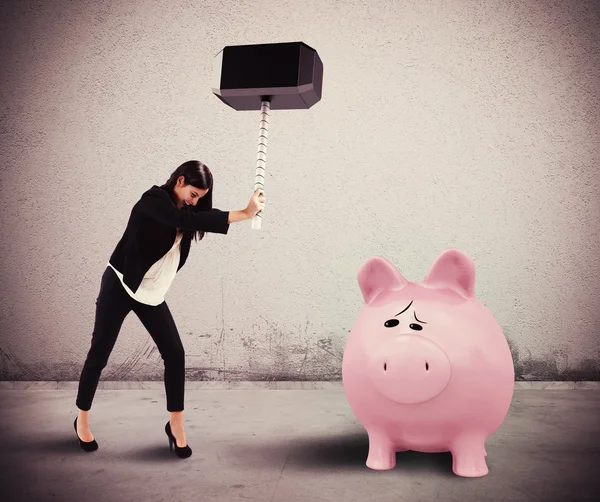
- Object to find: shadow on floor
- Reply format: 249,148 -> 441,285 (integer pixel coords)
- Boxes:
293,432 -> 454,475
18,436 -> 82,455
13,432 -> 175,462
233,432 -> 455,475
119,444 -> 184,462
16,429 -> 454,474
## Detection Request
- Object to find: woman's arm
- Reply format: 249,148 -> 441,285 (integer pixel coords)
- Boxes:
135,187 -> 262,231
227,209 -> 252,223
222,189 -> 264,224
135,194 -> 233,232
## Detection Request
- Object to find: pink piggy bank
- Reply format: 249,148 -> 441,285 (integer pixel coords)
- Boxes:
342,249 -> 514,477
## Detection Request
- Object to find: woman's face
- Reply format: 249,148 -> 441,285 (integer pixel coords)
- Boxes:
173,176 -> 209,209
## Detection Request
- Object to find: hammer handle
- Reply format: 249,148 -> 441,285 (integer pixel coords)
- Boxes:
252,100 -> 270,229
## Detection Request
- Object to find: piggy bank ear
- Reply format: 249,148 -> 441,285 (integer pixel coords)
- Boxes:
357,256 -> 409,304
423,249 -> 476,298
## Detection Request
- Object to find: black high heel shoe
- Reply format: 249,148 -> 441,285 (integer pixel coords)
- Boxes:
165,421 -> 192,458
74,417 -> 98,452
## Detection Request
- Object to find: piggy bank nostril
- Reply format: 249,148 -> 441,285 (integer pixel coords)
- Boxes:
426,362 -> 429,371
384,363 -> 387,371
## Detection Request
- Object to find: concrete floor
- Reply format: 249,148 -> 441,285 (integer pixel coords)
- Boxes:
0,388 -> 599,502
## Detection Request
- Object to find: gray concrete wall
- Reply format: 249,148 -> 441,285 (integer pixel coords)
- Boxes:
1,0 -> 598,382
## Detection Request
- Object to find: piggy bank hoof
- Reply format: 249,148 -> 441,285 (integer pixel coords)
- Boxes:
453,465 -> 489,478
366,458 -> 396,470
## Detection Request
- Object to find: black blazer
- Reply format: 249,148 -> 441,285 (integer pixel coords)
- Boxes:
108,185 -> 230,293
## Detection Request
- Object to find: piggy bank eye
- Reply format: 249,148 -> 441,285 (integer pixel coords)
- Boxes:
409,323 -> 423,331
384,319 -> 399,328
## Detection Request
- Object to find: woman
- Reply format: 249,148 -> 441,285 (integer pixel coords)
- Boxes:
74,160 -> 265,458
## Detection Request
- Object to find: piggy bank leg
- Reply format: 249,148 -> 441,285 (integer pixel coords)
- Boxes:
365,430 -> 397,470
450,435 -> 488,477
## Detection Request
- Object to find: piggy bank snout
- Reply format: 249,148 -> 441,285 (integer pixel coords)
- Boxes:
368,336 -> 452,405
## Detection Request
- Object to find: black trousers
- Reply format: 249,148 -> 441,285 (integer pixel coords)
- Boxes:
76,267 -> 185,412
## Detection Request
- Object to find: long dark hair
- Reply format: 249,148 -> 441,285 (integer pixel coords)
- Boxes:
163,160 -> 213,242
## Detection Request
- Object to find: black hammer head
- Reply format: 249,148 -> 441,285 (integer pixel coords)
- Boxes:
212,41 -> 323,111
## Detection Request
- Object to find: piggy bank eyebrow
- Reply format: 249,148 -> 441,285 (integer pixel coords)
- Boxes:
395,300 -> 413,317
414,312 -> 427,324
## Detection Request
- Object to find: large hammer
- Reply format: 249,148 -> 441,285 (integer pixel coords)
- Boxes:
212,41 -> 324,229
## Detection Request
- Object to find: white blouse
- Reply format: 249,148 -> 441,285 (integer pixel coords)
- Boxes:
108,230 -> 184,306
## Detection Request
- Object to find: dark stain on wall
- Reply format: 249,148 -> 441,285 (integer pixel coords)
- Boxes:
506,336 -> 600,381
0,347 -> 44,380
